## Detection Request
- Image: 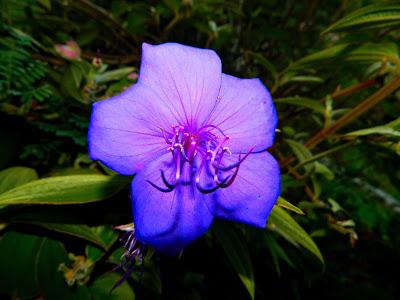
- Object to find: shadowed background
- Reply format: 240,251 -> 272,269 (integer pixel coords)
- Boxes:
0,0 -> 400,299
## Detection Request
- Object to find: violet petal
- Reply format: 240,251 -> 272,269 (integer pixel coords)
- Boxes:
207,74 -> 277,153
89,84 -> 172,175
205,151 -> 280,228
139,43 -> 222,128
131,155 -> 214,255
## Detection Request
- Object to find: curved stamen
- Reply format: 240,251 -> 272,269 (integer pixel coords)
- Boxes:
211,136 -> 231,164
161,170 -> 175,189
213,145 -> 255,171
198,124 -> 228,138
213,148 -> 226,182
196,175 -> 230,194
154,124 -> 254,195
112,227 -> 146,291
221,165 -> 240,188
160,127 -> 172,144
146,180 -> 175,193
175,143 -> 191,161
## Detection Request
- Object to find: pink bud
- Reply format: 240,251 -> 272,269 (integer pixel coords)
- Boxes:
128,72 -> 138,81
54,40 -> 81,60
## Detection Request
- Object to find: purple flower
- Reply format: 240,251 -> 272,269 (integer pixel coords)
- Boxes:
89,43 -> 280,255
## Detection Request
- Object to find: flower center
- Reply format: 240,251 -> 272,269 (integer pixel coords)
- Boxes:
147,125 -> 254,194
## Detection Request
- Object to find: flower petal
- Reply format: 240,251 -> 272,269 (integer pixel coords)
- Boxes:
89,84 -> 171,175
138,43 -> 222,128
207,74 -> 277,153
206,152 -> 280,228
131,156 -> 213,255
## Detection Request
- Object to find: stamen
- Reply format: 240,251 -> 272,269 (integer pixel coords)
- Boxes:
154,124 -> 254,195
198,124 -> 229,138
146,180 -> 174,192
161,170 -> 175,189
187,140 -> 197,161
175,142 -> 190,161
160,127 -> 172,144
196,175 -> 230,194
221,164 -> 240,188
195,151 -> 212,183
175,150 -> 181,180
211,135 -> 231,164
112,225 -> 147,291
214,145 -> 255,171
222,146 -> 232,156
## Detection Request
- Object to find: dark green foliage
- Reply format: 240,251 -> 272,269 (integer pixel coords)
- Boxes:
0,26 -> 52,107
0,0 -> 400,299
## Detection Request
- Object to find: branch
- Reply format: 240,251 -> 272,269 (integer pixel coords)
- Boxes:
280,76 -> 400,168
330,79 -> 378,100
67,0 -> 139,46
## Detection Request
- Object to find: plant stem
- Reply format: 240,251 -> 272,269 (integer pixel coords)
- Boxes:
280,76 -> 400,168
330,79 -> 377,100
275,150 -> 316,201
293,141 -> 355,170
306,76 -> 400,149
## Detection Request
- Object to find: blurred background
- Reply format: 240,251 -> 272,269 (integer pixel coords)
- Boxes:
0,0 -> 400,299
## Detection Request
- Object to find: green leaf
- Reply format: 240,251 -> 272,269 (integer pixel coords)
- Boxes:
264,234 -> 295,276
0,231 -> 42,298
86,226 -> 119,263
61,63 -> 85,102
131,264 -> 162,296
214,222 -> 255,299
0,166 -> 38,194
286,42 -> 399,74
293,142 -> 354,171
275,97 -> 325,114
314,162 -> 335,180
0,174 -> 130,205
277,196 -> 304,215
90,273 -> 135,300
0,231 -> 91,299
245,51 -> 278,81
286,75 -> 324,84
94,67 -> 135,85
344,117 -> 400,137
322,3 -> 400,34
30,223 -> 107,248
70,63 -> 83,88
36,237 -> 92,300
345,42 -> 400,65
287,44 -> 350,70
267,206 -> 324,263
285,139 -> 315,173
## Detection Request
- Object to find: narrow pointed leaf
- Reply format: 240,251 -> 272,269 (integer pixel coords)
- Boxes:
322,3 -> 400,34
94,67 -> 135,84
267,206 -> 324,263
345,117 -> 400,137
264,234 -> 296,276
0,174 -> 130,205
287,44 -> 350,70
345,43 -> 400,64
214,223 -> 255,299
277,197 -> 305,215
30,222 -> 107,248
285,139 -> 316,173
275,97 -> 325,114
